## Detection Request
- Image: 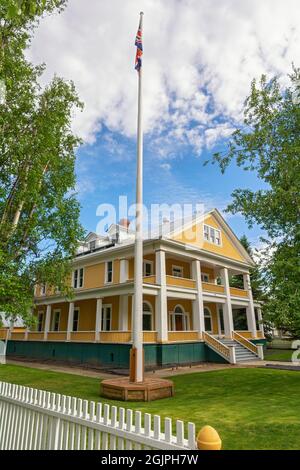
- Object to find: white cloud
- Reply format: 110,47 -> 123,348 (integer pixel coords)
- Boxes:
28,0 -> 300,152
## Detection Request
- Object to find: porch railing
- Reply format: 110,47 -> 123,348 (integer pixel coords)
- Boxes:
168,331 -> 200,342
47,331 -> 67,341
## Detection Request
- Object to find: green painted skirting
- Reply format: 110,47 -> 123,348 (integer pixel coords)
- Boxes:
251,338 -> 267,347
7,340 -> 227,368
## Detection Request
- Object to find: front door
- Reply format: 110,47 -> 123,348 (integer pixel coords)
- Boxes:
175,314 -> 184,331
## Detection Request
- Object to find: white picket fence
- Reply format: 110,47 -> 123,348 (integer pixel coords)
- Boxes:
0,381 -> 197,450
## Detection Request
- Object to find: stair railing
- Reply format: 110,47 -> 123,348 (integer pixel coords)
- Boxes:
203,332 -> 236,364
233,331 -> 260,356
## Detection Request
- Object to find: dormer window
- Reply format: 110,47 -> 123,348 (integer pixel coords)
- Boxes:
203,224 -> 221,246
89,240 -> 96,251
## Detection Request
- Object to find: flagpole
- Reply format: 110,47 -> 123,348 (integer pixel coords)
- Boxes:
130,11 -> 144,383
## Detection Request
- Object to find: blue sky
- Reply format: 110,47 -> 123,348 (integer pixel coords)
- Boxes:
27,0 -> 300,248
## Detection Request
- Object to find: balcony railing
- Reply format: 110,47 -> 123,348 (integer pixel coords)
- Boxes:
202,282 -> 225,294
229,287 -> 249,298
143,275 -> 156,285
166,276 -> 196,289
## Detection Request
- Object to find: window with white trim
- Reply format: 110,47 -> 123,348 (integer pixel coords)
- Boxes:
37,312 -> 44,332
101,305 -> 112,331
73,308 -> 80,332
52,310 -> 60,332
201,273 -> 210,283
142,302 -> 153,331
172,265 -> 183,278
143,260 -> 153,277
203,224 -> 221,246
73,268 -> 84,288
204,307 -> 212,332
41,283 -> 46,295
105,261 -> 113,283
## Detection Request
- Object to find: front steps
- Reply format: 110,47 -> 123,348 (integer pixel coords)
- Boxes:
219,338 -> 259,363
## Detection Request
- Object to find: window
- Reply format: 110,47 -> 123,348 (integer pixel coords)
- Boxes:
89,240 -> 96,251
73,268 -> 84,288
203,224 -> 221,246
37,312 -> 44,332
172,265 -> 183,278
52,310 -> 60,332
201,273 -> 210,283
218,307 -> 225,335
143,260 -> 153,277
143,302 -> 153,331
105,261 -> 113,283
73,308 -> 80,332
41,284 -> 46,295
101,306 -> 111,331
204,307 -> 212,333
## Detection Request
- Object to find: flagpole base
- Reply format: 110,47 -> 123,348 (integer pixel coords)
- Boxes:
101,376 -> 174,402
129,346 -> 144,383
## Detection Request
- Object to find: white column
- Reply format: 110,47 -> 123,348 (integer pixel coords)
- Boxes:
243,273 -> 257,339
256,306 -> 264,335
67,302 -> 74,341
44,305 -> 51,341
155,249 -> 168,342
120,259 -> 129,283
95,298 -> 103,342
191,259 -> 205,338
119,295 -> 128,331
220,268 -> 234,338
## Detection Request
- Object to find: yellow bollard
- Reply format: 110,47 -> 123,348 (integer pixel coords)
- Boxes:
197,425 -> 222,450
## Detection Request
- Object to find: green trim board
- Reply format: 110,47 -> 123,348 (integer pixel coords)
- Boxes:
7,340 -> 223,368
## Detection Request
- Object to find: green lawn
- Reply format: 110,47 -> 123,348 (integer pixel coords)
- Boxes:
264,349 -> 294,362
0,364 -> 300,450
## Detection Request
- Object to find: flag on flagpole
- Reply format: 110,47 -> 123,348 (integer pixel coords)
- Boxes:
135,16 -> 143,71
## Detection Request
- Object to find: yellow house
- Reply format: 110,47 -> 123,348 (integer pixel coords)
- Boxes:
3,209 -> 265,368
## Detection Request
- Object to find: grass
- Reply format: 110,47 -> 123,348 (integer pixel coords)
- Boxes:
264,348 -> 294,362
1,364 -> 300,450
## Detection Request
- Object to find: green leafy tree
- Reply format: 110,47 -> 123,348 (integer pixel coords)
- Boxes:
212,67 -> 300,337
0,0 -> 84,324
230,235 -> 264,300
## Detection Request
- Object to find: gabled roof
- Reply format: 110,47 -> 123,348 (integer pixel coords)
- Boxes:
160,208 -> 255,266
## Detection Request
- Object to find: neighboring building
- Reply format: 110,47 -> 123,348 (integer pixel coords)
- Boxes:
1,209 -> 265,368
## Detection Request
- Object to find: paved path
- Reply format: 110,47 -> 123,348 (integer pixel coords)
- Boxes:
7,358 -> 296,380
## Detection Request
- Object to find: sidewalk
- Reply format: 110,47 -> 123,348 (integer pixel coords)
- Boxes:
7,357 -> 293,380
